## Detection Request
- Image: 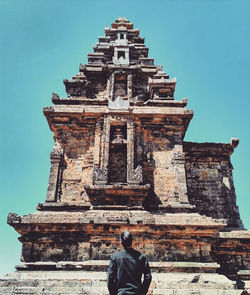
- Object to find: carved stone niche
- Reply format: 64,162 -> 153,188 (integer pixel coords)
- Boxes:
109,71 -> 132,102
113,47 -> 129,65
86,115 -> 149,209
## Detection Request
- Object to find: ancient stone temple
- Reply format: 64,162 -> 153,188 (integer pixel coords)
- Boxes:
2,17 -> 250,294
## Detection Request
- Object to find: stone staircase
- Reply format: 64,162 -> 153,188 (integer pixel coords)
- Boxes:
0,271 -> 249,295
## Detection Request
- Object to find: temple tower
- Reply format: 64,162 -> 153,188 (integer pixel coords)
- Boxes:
4,17 -> 250,294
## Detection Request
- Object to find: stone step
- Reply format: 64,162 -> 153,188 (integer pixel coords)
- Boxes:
151,290 -> 245,295
0,277 -> 237,290
150,273 -> 238,289
1,271 -> 248,295
15,260 -> 220,273
0,287 -> 13,295
0,286 -> 246,295
238,270 -> 250,280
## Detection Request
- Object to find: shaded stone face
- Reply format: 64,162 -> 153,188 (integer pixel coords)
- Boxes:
7,18 -> 250,282
184,142 -> 243,228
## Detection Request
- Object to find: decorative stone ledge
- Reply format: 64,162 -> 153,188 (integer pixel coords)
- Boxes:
158,203 -> 195,213
8,211 -> 226,227
37,202 -> 91,211
85,184 -> 150,208
15,260 -> 220,273
218,230 -> 250,239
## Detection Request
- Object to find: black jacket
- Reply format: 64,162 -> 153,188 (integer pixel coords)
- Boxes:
107,248 -> 152,295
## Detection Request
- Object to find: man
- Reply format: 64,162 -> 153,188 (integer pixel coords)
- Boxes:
107,231 -> 152,295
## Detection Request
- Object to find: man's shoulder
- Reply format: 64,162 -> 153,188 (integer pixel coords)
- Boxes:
114,248 -> 147,260
137,250 -> 146,258
130,248 -> 145,258
134,250 -> 148,262
111,250 -> 125,259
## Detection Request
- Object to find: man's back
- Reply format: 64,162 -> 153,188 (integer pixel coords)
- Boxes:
107,248 -> 152,295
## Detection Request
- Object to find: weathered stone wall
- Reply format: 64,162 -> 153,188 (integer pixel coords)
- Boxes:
87,75 -> 108,99
8,208 -> 250,281
132,73 -> 149,100
18,221 -> 218,263
58,128 -> 95,203
184,142 -> 243,228
136,121 -> 189,206
212,231 -> 250,276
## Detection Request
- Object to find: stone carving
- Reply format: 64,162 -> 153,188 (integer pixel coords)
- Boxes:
79,64 -> 86,71
113,48 -> 129,65
51,92 -> 60,101
171,151 -> 186,165
108,96 -> 129,109
50,141 -> 63,159
111,127 -> 127,144
230,137 -> 239,149
128,165 -> 143,184
7,213 -> 21,224
93,165 -> 108,184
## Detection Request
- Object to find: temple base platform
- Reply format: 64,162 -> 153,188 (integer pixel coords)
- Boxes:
1,265 -> 249,295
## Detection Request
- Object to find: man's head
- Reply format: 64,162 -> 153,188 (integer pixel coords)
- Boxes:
121,231 -> 133,248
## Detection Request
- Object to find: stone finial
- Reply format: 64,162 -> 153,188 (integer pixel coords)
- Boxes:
230,138 -> 239,149
116,17 -> 129,23
51,92 -> 60,101
112,17 -> 133,29
50,142 -> 64,159
79,64 -> 86,71
7,213 -> 21,225
182,98 -> 188,104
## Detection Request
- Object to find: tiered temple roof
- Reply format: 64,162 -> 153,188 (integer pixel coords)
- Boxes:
57,16 -> 177,104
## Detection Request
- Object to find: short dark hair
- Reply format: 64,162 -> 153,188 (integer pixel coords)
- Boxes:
121,231 -> 133,248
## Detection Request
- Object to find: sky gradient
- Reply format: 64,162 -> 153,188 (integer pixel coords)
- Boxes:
1,0 -> 249,276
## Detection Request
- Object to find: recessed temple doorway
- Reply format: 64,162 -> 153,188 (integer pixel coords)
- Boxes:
108,125 -> 127,183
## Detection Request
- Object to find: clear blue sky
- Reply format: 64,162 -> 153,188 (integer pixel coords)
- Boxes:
0,0 -> 249,276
